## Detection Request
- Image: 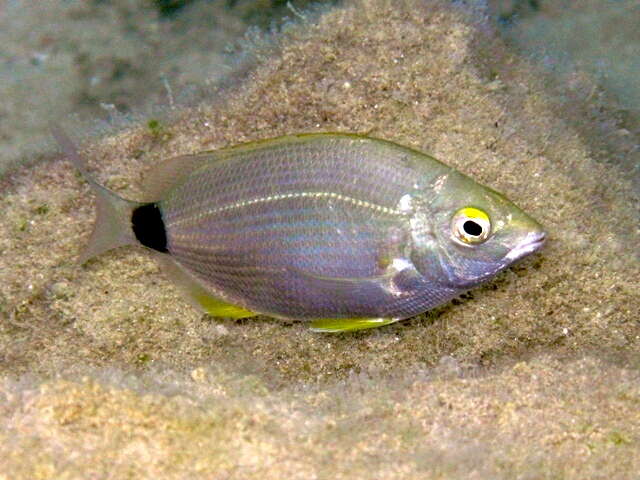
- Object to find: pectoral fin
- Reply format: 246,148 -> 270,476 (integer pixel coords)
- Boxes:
310,317 -> 399,333
288,262 -> 422,300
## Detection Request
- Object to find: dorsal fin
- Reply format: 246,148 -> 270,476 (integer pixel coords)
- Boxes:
141,152 -> 214,201
140,133 -> 409,201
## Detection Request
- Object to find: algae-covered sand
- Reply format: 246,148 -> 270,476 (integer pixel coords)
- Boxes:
1,0 -> 639,478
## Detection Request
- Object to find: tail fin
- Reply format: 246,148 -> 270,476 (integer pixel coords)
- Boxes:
51,126 -> 142,263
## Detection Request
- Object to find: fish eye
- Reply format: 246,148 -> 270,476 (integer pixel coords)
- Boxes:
451,207 -> 491,245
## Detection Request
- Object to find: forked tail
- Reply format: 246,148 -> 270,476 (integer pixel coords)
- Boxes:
51,126 -> 142,263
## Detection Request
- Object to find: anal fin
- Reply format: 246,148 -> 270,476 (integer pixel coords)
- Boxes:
193,292 -> 256,319
154,254 -> 257,319
310,317 -> 399,333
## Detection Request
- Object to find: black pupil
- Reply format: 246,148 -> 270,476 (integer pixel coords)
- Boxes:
463,220 -> 483,237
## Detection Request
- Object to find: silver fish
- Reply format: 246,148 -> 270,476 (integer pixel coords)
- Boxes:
53,129 -> 545,332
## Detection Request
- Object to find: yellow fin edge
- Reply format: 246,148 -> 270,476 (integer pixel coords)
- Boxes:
193,293 -> 257,319
310,317 -> 399,333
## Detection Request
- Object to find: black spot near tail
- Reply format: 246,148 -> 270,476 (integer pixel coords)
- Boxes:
131,203 -> 168,253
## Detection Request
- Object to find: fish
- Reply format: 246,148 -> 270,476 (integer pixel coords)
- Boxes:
52,128 -> 546,332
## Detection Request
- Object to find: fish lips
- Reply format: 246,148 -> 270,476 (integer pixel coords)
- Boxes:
504,231 -> 547,263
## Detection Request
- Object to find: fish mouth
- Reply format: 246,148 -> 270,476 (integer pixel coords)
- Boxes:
504,231 -> 546,262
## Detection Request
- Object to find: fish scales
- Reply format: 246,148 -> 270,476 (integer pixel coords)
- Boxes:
162,136 -> 439,318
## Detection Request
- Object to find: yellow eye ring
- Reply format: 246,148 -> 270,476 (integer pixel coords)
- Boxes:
451,207 -> 491,244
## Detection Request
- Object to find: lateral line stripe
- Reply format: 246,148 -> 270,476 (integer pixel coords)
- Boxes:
167,191 -> 402,227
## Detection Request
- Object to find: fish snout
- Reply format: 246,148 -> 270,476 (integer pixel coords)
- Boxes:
504,230 -> 546,263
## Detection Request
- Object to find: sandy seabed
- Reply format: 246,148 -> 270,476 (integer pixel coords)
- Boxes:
1,1 -> 638,478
